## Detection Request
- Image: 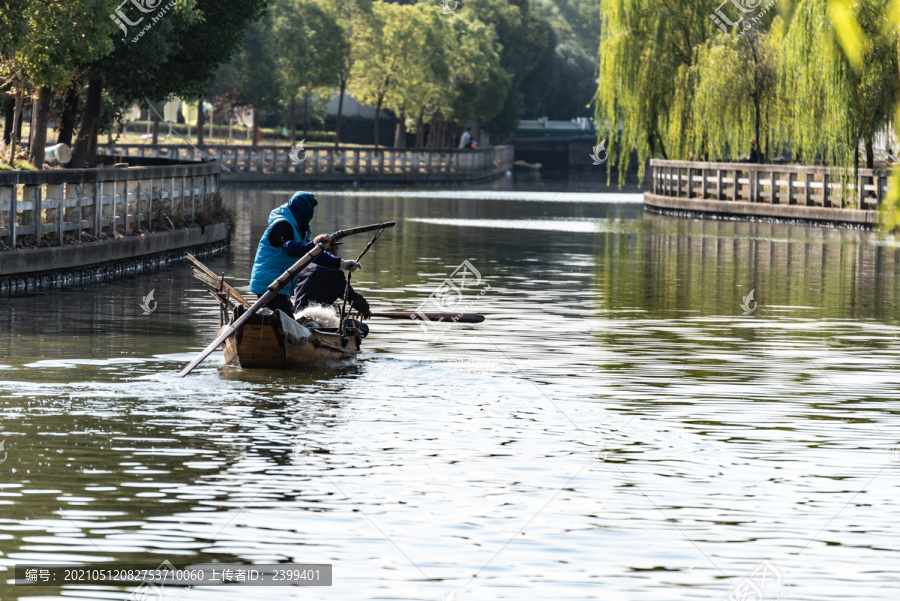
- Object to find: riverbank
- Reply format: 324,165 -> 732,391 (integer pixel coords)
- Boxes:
0,224 -> 228,295
0,155 -> 227,294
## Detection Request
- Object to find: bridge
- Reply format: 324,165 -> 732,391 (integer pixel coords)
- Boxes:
508,119 -> 598,170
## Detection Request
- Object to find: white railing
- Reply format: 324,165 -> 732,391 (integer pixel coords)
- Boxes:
649,159 -> 888,211
100,144 -> 514,180
0,160 -> 220,249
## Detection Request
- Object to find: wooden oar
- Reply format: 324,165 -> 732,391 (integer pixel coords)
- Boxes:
175,221 -> 396,377
369,312 -> 485,324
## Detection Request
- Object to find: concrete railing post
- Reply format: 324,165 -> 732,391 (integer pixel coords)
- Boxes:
28,185 -> 42,245
7,185 -> 17,248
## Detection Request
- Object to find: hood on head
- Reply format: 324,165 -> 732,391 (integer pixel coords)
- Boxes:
289,191 -> 317,225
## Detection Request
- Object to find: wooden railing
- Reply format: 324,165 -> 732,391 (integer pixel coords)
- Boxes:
0,158 -> 220,250
649,159 -> 889,211
100,144 -> 515,181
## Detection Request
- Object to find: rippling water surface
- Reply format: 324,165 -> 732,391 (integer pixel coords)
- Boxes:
1,184 -> 900,600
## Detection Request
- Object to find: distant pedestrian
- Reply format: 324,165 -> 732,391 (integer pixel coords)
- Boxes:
459,127 -> 476,149
748,137 -> 760,163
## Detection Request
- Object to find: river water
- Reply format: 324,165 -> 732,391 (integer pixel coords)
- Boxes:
1,181 -> 899,600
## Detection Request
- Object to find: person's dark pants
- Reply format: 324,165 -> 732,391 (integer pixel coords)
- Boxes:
257,293 -> 294,316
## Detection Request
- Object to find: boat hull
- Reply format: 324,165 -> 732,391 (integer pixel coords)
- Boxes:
221,309 -> 361,370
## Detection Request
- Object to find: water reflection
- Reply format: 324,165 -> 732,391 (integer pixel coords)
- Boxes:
0,186 -> 899,600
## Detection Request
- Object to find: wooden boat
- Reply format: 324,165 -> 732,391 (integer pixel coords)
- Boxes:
182,239 -> 484,372
186,253 -> 366,370
220,306 -> 364,369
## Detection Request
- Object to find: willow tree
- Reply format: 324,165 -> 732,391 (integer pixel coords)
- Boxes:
691,21 -> 786,161
782,0 -> 900,169
848,1 -> 900,168
595,0 -> 717,183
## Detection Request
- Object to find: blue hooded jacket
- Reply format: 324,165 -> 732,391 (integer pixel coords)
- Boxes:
249,192 -> 338,296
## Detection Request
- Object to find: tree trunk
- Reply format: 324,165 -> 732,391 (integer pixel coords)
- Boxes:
394,112 -> 406,148
428,116 -> 444,148
151,104 -> 160,145
3,96 -> 15,146
28,87 -> 54,169
374,98 -> 382,148
24,98 -> 33,155
252,107 -> 260,147
7,89 -> 23,166
197,97 -> 205,146
655,130 -> 668,160
414,110 -> 424,148
70,79 -> 103,169
865,137 -> 874,169
15,98 -> 23,142
57,87 -> 80,146
302,91 -> 309,141
754,99 -> 761,155
425,115 -> 444,148
289,96 -> 297,144
335,79 -> 346,148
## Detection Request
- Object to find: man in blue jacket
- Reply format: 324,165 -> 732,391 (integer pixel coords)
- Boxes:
249,191 -> 360,315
